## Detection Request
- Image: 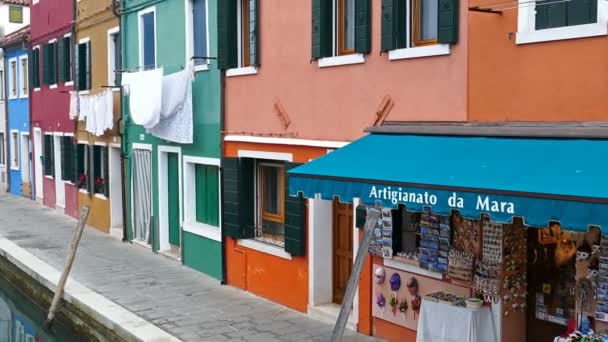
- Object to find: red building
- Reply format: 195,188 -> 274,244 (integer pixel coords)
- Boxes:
30,0 -> 77,218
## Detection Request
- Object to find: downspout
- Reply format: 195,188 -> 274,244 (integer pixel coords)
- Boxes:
112,0 -> 128,242
72,0 -> 78,199
220,68 -> 227,285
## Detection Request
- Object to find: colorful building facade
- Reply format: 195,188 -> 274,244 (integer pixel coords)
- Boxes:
74,0 -> 123,236
29,0 -> 76,217
219,0 -> 464,331
121,0 -> 223,279
1,26 -> 31,198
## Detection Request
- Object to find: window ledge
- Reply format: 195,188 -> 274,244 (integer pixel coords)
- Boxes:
226,66 -> 258,77
94,193 -> 108,200
20,93 -> 28,99
34,88 -> 40,92
10,165 -> 19,171
194,64 -> 210,73
79,90 -> 90,95
237,239 -> 292,260
64,81 -> 74,86
79,189 -> 89,194
44,175 -> 54,180
384,258 -> 444,280
516,23 -> 608,45
388,44 -> 450,60
49,84 -> 58,89
318,53 -> 365,68
183,221 -> 221,242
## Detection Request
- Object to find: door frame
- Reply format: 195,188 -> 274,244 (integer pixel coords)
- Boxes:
53,132 -> 65,208
19,132 -> 31,198
130,143 -> 153,246
33,128 -> 43,201
157,145 -> 182,253
332,198 -> 354,304
109,144 -> 123,234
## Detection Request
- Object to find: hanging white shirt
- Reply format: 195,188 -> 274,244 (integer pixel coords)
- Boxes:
121,68 -> 163,129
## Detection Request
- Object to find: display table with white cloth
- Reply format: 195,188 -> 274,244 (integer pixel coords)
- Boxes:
416,299 -> 498,342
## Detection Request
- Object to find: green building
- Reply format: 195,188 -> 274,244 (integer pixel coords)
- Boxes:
121,0 -> 222,280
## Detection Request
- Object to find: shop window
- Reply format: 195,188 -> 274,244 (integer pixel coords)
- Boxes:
29,47 -> 40,89
10,131 -> 18,170
43,134 -> 54,176
255,162 -> 285,246
42,41 -> 57,86
60,137 -> 74,182
139,9 -> 156,70
217,0 -> 259,69
9,5 -> 23,24
77,40 -> 91,91
195,164 -> 219,226
93,145 -> 109,196
536,0 -> 597,30
75,143 -> 88,190
9,59 -> 16,99
19,55 -> 28,97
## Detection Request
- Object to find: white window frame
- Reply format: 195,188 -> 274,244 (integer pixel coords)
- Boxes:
10,130 -> 19,170
138,7 -> 157,69
32,46 -> 41,92
185,0 -> 210,72
227,0 -> 259,77
19,55 -> 28,98
63,33 -> 74,87
8,58 -> 17,99
318,0 -> 366,68
254,161 -> 287,245
107,26 -> 120,90
385,0 -> 451,61
516,0 -> 608,44
182,156 -> 221,242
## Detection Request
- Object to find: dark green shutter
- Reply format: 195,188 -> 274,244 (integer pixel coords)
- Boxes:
61,137 -> 74,182
75,144 -> 85,184
57,39 -> 65,83
536,0 -> 566,30
567,0 -> 597,26
43,135 -> 54,176
49,43 -> 57,85
381,0 -> 395,51
28,50 -> 34,90
74,43 -> 80,91
311,0 -> 332,59
78,43 -> 86,91
103,147 -> 109,197
87,145 -> 93,194
437,0 -> 459,44
42,44 -> 49,85
218,0 -> 238,69
222,158 -> 255,239
85,42 -> 91,90
354,0 -> 371,54
60,136 -> 66,179
196,165 -> 219,226
31,49 -> 39,89
65,37 -> 72,82
249,0 -> 260,67
284,162 -> 306,256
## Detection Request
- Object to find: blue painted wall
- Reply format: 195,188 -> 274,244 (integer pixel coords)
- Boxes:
5,47 -> 30,197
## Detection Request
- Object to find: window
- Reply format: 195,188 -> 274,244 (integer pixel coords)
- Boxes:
75,143 -> 88,190
10,131 -> 19,169
60,137 -> 74,182
77,40 -> 91,91
381,0 -> 457,53
255,162 -> 285,246
108,28 -> 121,87
0,69 -> 4,100
337,0 -> 355,55
0,133 -> 4,165
93,145 -> 109,196
29,47 -> 40,89
43,135 -> 54,176
9,59 -> 16,99
19,56 -> 28,97
9,5 -> 23,23
59,36 -> 73,83
217,0 -> 259,70
191,0 -> 208,67
139,10 -> 156,70
195,164 -> 219,226
536,0 -> 597,30
43,41 -> 57,86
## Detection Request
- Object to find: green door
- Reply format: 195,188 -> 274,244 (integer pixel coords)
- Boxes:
167,153 -> 180,246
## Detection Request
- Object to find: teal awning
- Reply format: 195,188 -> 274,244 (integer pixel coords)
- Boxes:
288,134 -> 608,232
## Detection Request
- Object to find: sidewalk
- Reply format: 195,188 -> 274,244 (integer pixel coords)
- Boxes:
0,194 -> 379,342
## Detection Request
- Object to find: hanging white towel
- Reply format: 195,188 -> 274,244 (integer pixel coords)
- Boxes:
69,92 -> 79,120
148,63 -> 194,144
121,68 -> 163,129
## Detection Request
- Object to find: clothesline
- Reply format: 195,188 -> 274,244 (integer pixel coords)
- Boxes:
117,56 -> 215,74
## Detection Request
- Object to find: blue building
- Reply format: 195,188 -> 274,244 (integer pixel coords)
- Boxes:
0,26 -> 31,198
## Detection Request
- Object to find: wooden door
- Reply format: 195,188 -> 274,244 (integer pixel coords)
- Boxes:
167,153 -> 180,247
333,200 -> 353,304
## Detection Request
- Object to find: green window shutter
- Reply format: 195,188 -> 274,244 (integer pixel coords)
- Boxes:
311,0 -> 332,59
28,50 -> 34,90
43,135 -> 54,176
102,147 -> 109,197
49,43 -> 57,85
536,0 -> 566,30
61,137 -> 74,182
57,39 -> 65,83
60,137 -> 66,180
381,0 -> 395,51
437,0 -> 459,44
567,0 -> 597,26
354,0 -> 371,54
222,158 -> 255,239
64,37 -> 72,82
249,0 -> 260,67
77,43 -> 86,91
284,162 -> 306,256
195,165 -> 219,226
85,42 -> 91,90
75,144 -> 85,184
42,44 -> 48,85
218,0 -> 238,70
87,145 -> 94,194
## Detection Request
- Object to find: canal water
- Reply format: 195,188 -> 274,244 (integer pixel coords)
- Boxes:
0,275 -> 79,342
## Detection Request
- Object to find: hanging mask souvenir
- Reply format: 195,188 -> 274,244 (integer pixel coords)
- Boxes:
377,293 -> 386,308
374,267 -> 386,285
399,299 -> 408,318
406,277 -> 418,296
411,295 -> 421,320
577,242 -> 592,262
390,273 -> 401,292
555,233 -> 576,267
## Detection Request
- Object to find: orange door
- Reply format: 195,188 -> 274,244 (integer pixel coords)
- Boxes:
333,200 -> 353,304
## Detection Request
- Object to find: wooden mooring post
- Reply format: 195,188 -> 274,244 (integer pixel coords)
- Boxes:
41,205 -> 91,332
331,207 -> 380,341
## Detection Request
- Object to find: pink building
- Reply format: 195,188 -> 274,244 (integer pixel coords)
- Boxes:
30,0 -> 77,218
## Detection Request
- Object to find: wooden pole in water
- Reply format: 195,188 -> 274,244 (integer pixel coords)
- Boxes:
331,208 -> 380,342
44,205 -> 91,327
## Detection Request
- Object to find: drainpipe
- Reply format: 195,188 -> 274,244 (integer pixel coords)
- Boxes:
112,0 -> 128,242
220,67 -> 227,285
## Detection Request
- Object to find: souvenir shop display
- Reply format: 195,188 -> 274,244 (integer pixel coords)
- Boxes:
368,208 -> 385,257
595,233 -> 608,322
424,291 -> 466,307
502,223 -> 527,316
368,208 -> 395,258
452,214 -> 481,256
398,210 -> 421,259
474,220 -> 504,303
389,273 -> 401,316
447,249 -> 475,282
375,266 -> 386,284
419,207 -> 451,273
